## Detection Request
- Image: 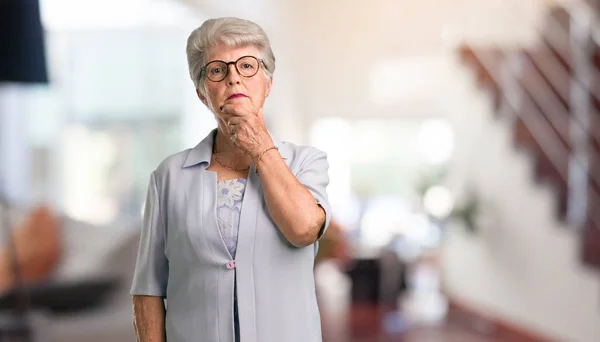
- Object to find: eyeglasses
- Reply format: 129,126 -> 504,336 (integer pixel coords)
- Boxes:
200,55 -> 263,82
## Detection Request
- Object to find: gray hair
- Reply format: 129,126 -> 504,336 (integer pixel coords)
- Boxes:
186,17 -> 276,96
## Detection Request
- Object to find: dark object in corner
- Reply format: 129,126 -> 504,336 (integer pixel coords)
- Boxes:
0,277 -> 120,315
0,0 -> 48,84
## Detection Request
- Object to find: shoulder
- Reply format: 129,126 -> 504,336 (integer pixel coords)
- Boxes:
151,148 -> 195,181
278,140 -> 328,172
151,128 -> 215,181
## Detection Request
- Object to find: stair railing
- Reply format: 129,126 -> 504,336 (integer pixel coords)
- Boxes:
460,4 -> 600,229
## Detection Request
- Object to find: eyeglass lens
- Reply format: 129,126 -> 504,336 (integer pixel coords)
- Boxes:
205,56 -> 259,82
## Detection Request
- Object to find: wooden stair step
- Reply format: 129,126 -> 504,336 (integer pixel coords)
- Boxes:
581,222 -> 600,269
459,8 -> 600,268
522,50 -> 570,109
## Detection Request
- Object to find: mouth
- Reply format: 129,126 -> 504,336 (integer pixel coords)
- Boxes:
227,93 -> 247,100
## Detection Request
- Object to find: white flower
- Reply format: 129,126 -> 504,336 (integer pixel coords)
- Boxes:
217,179 -> 245,207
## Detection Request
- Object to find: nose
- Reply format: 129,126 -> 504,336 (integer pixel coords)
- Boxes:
225,63 -> 241,85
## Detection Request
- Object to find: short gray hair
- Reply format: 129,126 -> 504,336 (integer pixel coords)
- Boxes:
186,17 -> 276,95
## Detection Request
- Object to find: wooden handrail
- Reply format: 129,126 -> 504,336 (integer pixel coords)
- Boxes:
525,47 -> 570,105
543,8 -> 600,102
507,55 -> 600,190
526,47 -> 600,150
472,51 -> 569,175
467,48 -> 600,228
517,57 -> 570,145
524,9 -> 600,196
531,14 -> 600,147
518,62 -> 600,182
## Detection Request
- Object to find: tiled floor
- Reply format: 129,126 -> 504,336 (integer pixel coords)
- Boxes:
316,261 -> 500,342
400,324 -> 501,342
322,307 -> 499,342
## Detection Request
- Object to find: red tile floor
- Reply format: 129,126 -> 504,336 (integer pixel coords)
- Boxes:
316,261 -> 499,342
321,305 -> 499,342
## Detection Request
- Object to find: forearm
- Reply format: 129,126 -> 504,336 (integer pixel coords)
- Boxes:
257,150 -> 325,247
132,295 -> 166,342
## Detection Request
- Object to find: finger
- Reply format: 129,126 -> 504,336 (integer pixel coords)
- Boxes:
227,117 -> 245,126
219,114 -> 239,129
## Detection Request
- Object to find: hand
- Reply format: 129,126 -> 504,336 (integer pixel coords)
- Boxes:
220,101 -> 274,159
0,206 -> 61,292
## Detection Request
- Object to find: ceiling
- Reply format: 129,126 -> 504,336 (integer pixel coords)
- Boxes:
182,0 -> 577,124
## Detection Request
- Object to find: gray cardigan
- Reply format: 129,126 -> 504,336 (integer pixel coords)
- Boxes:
130,129 -> 331,342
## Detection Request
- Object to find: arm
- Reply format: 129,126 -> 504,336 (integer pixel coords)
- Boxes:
315,219 -> 351,268
256,148 -> 330,247
133,295 -> 166,342
220,104 -> 331,247
130,172 -> 169,340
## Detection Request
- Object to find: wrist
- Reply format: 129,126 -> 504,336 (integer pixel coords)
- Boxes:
254,146 -> 279,174
251,145 -> 269,161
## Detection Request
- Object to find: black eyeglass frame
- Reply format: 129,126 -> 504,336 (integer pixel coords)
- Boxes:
199,55 -> 264,82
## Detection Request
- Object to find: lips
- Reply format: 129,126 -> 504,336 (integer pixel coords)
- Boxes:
227,93 -> 247,100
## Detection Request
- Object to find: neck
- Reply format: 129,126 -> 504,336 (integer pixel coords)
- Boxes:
214,127 -> 237,154
213,128 -> 251,163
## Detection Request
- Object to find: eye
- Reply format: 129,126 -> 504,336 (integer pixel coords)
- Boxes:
240,63 -> 254,70
210,67 -> 223,75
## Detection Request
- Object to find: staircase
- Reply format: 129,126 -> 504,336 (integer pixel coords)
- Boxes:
457,2 -> 600,269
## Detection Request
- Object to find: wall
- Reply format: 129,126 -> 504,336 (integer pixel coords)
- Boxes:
441,58 -> 600,342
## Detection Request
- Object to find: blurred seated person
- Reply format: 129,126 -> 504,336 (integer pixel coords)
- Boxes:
0,206 -> 62,293
314,218 -> 352,341
343,235 -> 409,337
314,218 -> 351,269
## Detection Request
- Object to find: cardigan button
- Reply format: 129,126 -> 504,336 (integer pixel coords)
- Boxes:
226,261 -> 236,270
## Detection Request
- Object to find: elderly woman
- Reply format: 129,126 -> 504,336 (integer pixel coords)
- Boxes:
130,17 -> 331,342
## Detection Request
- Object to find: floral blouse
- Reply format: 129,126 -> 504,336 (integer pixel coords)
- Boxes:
216,178 -> 247,342
216,178 -> 247,259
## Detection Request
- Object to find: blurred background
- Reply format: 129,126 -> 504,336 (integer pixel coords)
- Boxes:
1,0 -> 599,341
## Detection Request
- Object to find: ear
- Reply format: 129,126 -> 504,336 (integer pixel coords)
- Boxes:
265,76 -> 273,98
196,88 -> 208,107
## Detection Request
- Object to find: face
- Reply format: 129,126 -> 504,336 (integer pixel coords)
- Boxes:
197,44 -> 272,116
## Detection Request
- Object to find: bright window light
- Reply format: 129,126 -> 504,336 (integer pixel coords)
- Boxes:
62,125 -> 119,224
309,117 -> 353,219
360,196 -> 410,248
417,119 -> 454,165
41,0 -> 200,30
423,185 -> 454,219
